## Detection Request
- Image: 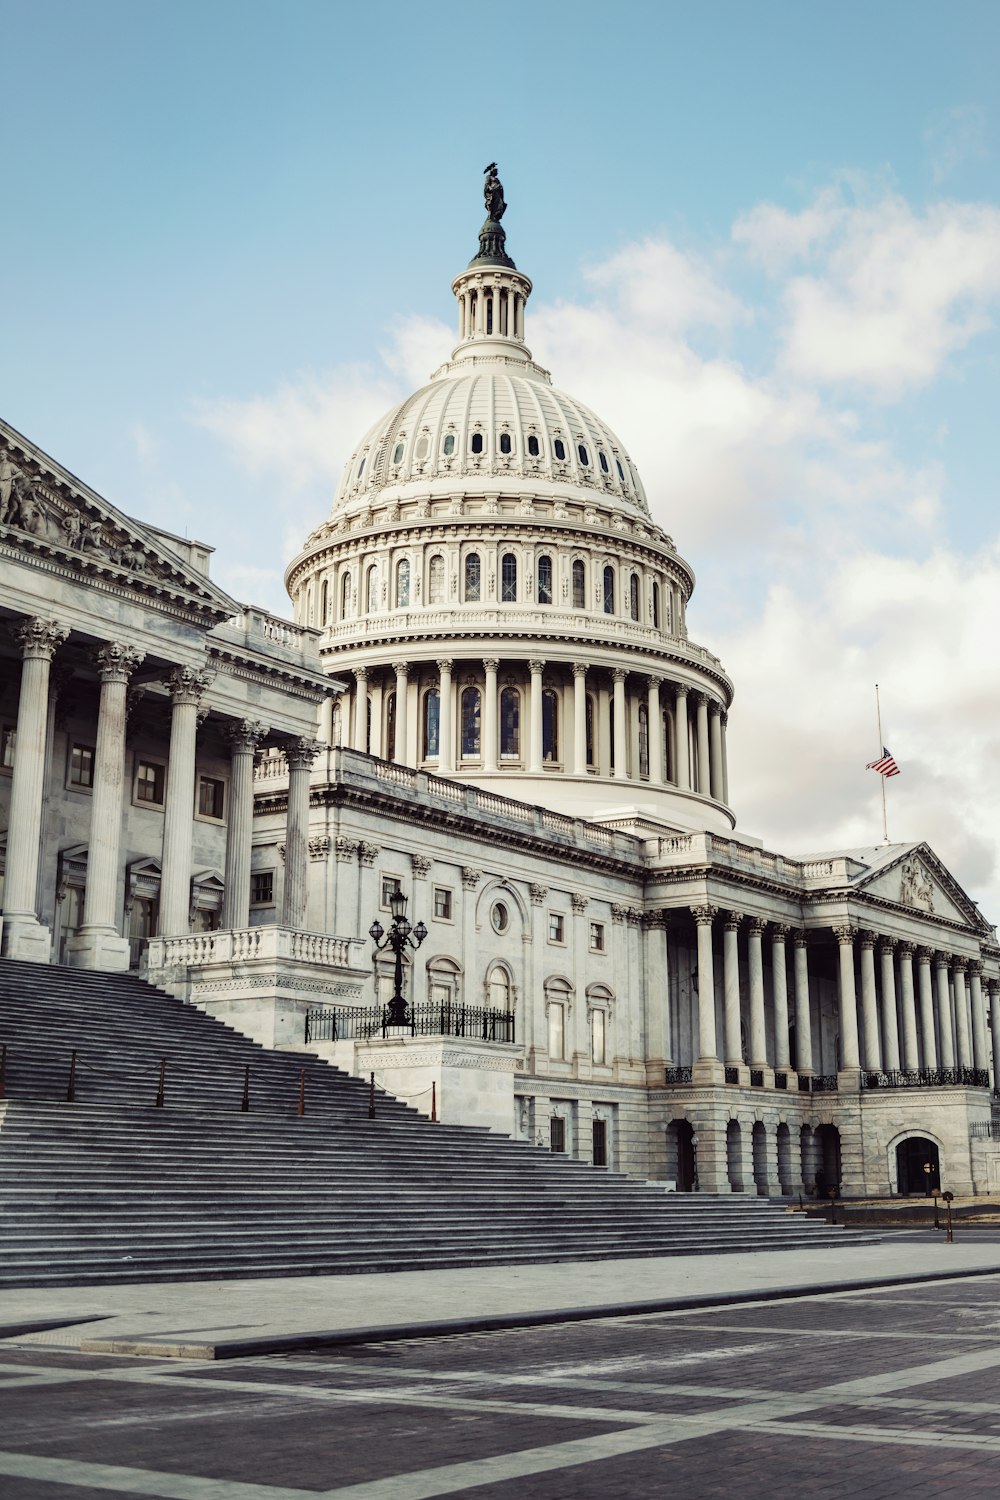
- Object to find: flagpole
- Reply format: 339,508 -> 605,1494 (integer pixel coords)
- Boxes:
875,683 -> 889,844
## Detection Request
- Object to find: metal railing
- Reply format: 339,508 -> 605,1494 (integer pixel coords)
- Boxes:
800,1074 -> 839,1093
862,1067 -> 990,1090
305,1002 -> 516,1045
664,1065 -> 692,1085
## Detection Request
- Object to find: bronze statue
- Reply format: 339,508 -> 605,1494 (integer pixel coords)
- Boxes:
483,162 -> 506,222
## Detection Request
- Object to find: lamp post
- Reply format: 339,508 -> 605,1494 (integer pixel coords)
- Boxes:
369,890 -> 427,1027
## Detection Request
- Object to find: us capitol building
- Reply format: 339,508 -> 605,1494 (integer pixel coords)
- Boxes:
2,168 -> 999,1200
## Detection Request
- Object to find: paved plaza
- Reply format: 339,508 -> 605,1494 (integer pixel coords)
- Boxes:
2,1269 -> 1000,1498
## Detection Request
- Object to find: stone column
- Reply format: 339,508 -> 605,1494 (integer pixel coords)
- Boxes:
282,738 -> 321,930
695,692 -> 710,795
482,658 -> 499,773
159,666 -> 213,937
318,695 -> 334,746
221,717 -> 268,931
642,911 -> 669,1080
647,676 -> 663,784
437,659 -> 454,773
690,904 -> 720,1068
572,663 -> 587,775
392,662 -> 409,765
953,959 -> 972,1070
722,911 -> 743,1068
69,642 -> 144,970
720,711 -> 730,805
916,948 -> 938,1071
674,685 -> 690,790
936,954 -> 955,1069
352,667 -> 368,752
879,938 -> 901,1072
834,926 -> 860,1071
898,943 -> 920,1071
708,701 -> 723,800
968,961 -> 989,1074
793,932 -> 814,1074
859,933 -> 881,1072
1,617 -> 68,961
747,918 -> 768,1071
611,667 -> 628,778
989,979 -> 1000,1090
771,924 -> 791,1070
523,658 -> 542,774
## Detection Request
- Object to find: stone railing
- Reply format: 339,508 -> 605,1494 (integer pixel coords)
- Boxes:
147,927 -> 364,972
254,750 -> 289,781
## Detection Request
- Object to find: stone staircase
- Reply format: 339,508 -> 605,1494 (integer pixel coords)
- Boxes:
0,959 -> 878,1286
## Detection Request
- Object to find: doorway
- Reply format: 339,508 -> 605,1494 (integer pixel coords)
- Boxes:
896,1136 -> 940,1195
667,1119 -> 696,1191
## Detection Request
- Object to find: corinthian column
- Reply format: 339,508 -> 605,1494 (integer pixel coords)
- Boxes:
880,938 -> 900,1072
747,917 -> 767,1070
68,642 -> 144,970
573,663 -> 588,775
722,912 -> 743,1067
793,932 -> 814,1074
221,718 -> 268,931
674,685 -> 690,790
953,959 -> 972,1069
392,662 -> 410,765
859,933 -> 881,1071
611,667 -> 627,779
968,961 -> 989,1074
690,904 -> 719,1064
916,948 -> 938,1071
352,667 -> 368,752
282,738 -> 321,930
898,943 -> 920,1071
438,659 -> 454,774
771,925 -> 791,1070
159,666 -> 214,937
936,954 -> 955,1069
708,700 -> 723,800
1,617 -> 68,960
482,659 -> 499,772
834,926 -> 860,1071
694,692 -> 710,795
528,659 -> 544,774
989,979 -> 1000,1090
646,676 -> 663,783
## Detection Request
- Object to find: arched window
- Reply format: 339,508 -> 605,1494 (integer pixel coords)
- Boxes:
464,552 -> 481,602
652,580 -> 660,629
414,435 -> 429,461
443,433 -> 456,457
428,555 -> 445,604
629,573 -> 640,621
500,687 -> 520,757
603,565 -> 615,615
527,435 -> 540,457
320,579 -> 328,624
572,559 -> 586,609
471,431 -> 484,455
427,955 -> 461,1010
585,693 -> 596,768
385,691 -> 396,761
488,964 -> 513,1012
358,454 -> 366,478
499,432 -> 512,455
501,552 -> 517,602
366,564 -> 379,613
542,689 -> 558,763
486,297 -> 493,335
537,554 -> 553,605
461,687 -> 481,757
598,450 -> 609,474
578,444 -> 589,467
616,458 -> 626,483
553,438 -> 566,461
340,571 -> 351,620
392,442 -> 404,464
638,702 -> 649,778
423,690 -> 440,759
396,557 -> 410,608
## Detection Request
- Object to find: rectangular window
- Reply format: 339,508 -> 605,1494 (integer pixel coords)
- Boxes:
433,887 -> 453,920
250,871 -> 274,905
591,1008 -> 607,1066
135,760 -> 165,806
592,1118 -> 608,1167
589,921 -> 605,952
548,1003 -> 564,1060
550,1116 -> 566,1153
197,775 -> 225,820
381,874 -> 402,908
0,724 -> 15,770
69,743 -> 95,789
548,912 -> 565,943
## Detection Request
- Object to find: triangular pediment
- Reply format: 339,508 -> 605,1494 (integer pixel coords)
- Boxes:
854,843 -> 987,932
0,417 -> 239,621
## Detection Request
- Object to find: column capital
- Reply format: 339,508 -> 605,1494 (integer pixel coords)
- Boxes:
411,854 -> 431,878
12,616 -> 68,661
833,924 -> 856,946
724,910 -> 743,932
792,929 -> 809,949
391,660 -> 411,679
223,718 -> 269,754
436,658 -> 454,674
934,951 -> 951,970
462,866 -> 482,890
571,892 -> 588,913
858,930 -> 877,951
358,841 -> 379,867
165,664 -> 215,705
878,935 -> 897,954
93,642 -> 144,683
898,941 -> 915,960
953,956 -> 969,974
675,683 -> 690,700
967,958 -> 984,975
354,665 -> 369,683
691,689 -> 707,707
482,657 -> 500,673
690,903 -> 718,927
528,658 -> 546,675
572,661 -> 588,678
610,666 -> 627,683
916,946 -> 934,963
746,916 -> 766,937
708,697 -> 723,717
529,882 -> 549,906
721,710 -> 729,728
771,922 -> 791,940
284,736 -> 322,770
646,673 -> 664,690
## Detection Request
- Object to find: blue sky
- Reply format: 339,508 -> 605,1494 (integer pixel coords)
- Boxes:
3,0 -> 1000,909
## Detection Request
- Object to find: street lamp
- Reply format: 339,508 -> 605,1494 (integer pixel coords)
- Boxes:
369,891 -> 427,1027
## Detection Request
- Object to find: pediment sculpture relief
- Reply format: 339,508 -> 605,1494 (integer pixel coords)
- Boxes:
900,856 -> 935,913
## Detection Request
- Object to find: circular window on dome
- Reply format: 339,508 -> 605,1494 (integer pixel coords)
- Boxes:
491,902 -> 510,935
392,443 -> 404,464
578,444 -> 590,466
443,434 -> 456,457
553,439 -> 566,461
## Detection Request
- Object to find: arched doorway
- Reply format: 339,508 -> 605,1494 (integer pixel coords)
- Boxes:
896,1136 -> 941,1195
667,1119 -> 696,1192
726,1120 -> 744,1192
815,1124 -> 841,1196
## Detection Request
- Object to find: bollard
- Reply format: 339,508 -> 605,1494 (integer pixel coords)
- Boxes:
297,1068 -> 306,1118
0,1042 -> 6,1101
241,1065 -> 250,1113
368,1071 -> 376,1120
943,1189 -> 954,1243
66,1049 -> 77,1103
155,1058 -> 166,1108
828,1185 -> 838,1225
431,1081 -> 437,1122
931,1186 -> 941,1230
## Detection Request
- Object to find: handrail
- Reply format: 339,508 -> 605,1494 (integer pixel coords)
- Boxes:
305,1001 -> 516,1045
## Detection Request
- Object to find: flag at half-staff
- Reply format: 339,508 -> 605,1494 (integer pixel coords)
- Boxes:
866,746 -> 900,778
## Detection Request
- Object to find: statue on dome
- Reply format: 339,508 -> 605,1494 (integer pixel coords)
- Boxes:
483,162 -> 506,222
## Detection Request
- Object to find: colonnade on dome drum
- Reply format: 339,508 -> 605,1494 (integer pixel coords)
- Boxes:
322,654 -> 729,801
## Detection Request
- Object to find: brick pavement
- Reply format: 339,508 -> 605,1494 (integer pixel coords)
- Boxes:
1,1276 -> 999,1497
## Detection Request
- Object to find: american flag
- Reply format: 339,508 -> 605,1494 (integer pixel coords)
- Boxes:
866,746 -> 900,778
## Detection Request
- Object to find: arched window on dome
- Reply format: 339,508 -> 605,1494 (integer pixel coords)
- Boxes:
443,433 -> 456,457
464,552 -> 481,602
461,687 -> 481,758
629,573 -> 640,621
471,432 -> 484,455
542,689 -> 559,763
603,565 -> 615,615
487,963 -> 514,1013
662,708 -> 674,784
553,438 -> 566,461
586,693 -> 596,769
423,690 -> 440,760
616,458 -> 626,484
638,702 -> 649,779
501,553 -> 517,603
340,571 -> 351,620
499,432 -> 512,455
385,691 -> 396,761
572,559 -> 586,609
537,555 -> 553,605
366,564 -> 379,614
578,444 -> 589,467
414,435 -> 429,462
392,442 -> 404,465
598,450 -> 609,474
500,687 -> 520,758
357,454 -> 366,479
428,555 -> 445,605
396,557 -> 410,608
527,434 -> 540,457
652,580 -> 660,629
486,296 -> 493,335
320,579 -> 329,624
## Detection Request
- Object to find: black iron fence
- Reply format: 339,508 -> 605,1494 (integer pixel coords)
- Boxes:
862,1067 -> 990,1090
304,1003 -> 516,1046
800,1074 -> 839,1092
664,1065 -> 693,1085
